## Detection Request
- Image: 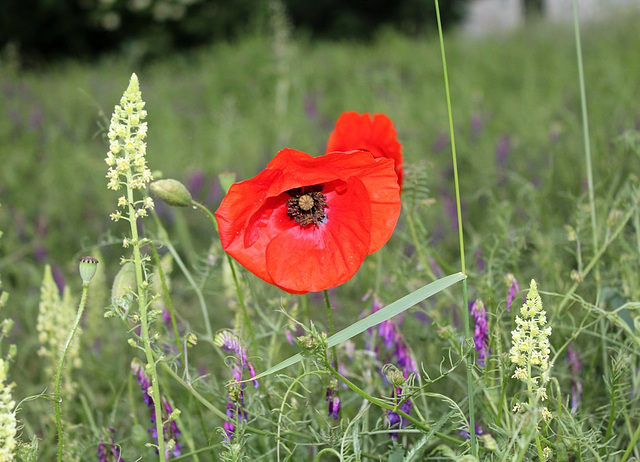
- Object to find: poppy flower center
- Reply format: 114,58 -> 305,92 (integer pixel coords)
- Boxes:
286,186 -> 327,227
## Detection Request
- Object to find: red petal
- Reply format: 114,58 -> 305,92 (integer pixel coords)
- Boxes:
215,148 -> 400,292
326,111 -> 403,188
265,177 -> 371,293
305,151 -> 401,254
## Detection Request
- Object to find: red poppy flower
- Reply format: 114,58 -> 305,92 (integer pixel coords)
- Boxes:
215,148 -> 401,294
326,111 -> 403,189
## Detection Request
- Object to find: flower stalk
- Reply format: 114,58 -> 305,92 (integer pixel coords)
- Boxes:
105,73 -> 165,459
54,258 -> 98,462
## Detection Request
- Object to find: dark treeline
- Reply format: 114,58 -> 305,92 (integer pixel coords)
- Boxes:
0,0 -> 468,63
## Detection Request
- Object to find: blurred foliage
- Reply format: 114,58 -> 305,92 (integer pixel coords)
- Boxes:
0,0 -> 468,63
282,0 -> 467,38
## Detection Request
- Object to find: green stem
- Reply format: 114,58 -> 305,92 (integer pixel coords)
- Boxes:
434,1 -> 475,454
149,240 -> 184,366
324,290 -> 338,367
405,211 -> 433,279
553,190 -> 640,321
128,202 -> 165,460
151,210 -> 213,342
328,364 -> 462,446
227,254 -> 257,357
619,421 -> 640,462
526,370 -> 545,461
54,282 -> 90,462
573,0 -> 599,266
191,200 -> 257,357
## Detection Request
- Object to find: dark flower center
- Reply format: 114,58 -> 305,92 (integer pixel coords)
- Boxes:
286,185 -> 327,227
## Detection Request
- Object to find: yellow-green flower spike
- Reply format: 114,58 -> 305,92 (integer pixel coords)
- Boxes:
509,279 -> 551,374
105,73 -> 154,224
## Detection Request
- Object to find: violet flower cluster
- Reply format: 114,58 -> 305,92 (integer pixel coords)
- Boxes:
371,296 -> 418,376
325,378 -> 340,420
469,299 -> 490,367
214,330 -> 258,439
97,428 -> 124,462
368,296 -> 418,439
506,273 -> 520,312
387,387 -> 413,440
131,359 -> 182,459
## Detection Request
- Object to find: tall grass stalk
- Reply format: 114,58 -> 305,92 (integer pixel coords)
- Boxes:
572,0 -> 598,271
434,0 -> 475,456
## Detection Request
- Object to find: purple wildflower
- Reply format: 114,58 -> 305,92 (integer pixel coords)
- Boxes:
215,331 -> 258,440
131,359 -> 182,459
371,297 -> 418,375
469,299 -> 490,367
387,387 -> 413,440
325,378 -> 341,420
132,359 -> 153,408
506,273 -> 520,312
224,380 -> 248,439
148,398 -> 183,459
97,428 -> 125,462
458,422 -> 485,440
162,307 -> 172,326
565,344 -> 583,413
214,330 -> 258,388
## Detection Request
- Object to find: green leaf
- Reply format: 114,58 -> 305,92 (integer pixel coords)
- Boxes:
251,272 -> 466,382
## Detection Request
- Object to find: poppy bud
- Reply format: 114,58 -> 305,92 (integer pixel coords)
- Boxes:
150,179 -> 192,207
78,256 -> 99,285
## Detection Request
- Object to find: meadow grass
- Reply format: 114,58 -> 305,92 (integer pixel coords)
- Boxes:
0,7 -> 640,461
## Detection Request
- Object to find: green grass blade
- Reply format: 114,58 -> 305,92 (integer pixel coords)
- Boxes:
251,272 -> 466,381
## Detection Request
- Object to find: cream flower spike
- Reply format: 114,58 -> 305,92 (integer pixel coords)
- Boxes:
105,73 -> 153,225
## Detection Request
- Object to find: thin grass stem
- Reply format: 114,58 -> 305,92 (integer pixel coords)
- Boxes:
434,0 -> 475,455
328,364 -> 462,446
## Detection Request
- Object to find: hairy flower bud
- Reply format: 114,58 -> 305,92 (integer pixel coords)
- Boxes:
150,179 -> 193,207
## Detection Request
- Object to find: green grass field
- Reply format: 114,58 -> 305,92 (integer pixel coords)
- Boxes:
1,8 -> 639,461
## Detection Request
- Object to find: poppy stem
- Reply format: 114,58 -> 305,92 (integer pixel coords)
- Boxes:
323,290 -> 338,368
54,281 -> 90,462
190,200 -> 257,357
